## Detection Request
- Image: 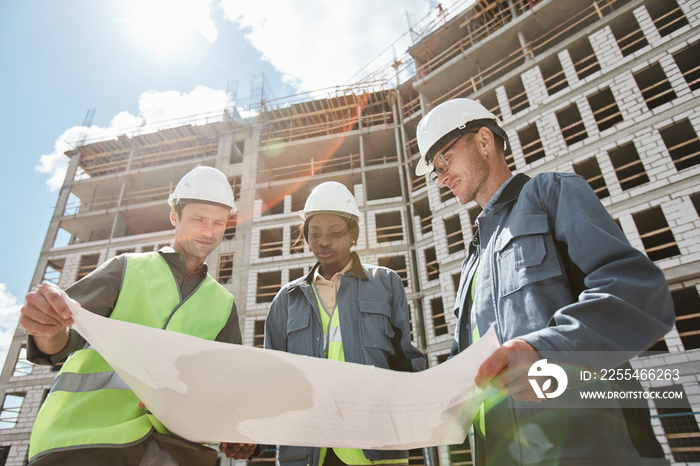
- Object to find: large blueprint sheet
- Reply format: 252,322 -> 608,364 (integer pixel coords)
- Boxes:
67,295 -> 499,449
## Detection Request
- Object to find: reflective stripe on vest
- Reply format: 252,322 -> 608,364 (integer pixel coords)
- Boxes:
29,252 -> 234,462
312,285 -> 405,466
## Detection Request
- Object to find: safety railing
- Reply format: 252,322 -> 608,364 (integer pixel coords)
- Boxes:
256,152 -> 361,183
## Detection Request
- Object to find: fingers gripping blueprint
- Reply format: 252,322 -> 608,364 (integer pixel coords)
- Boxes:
66,295 -> 499,449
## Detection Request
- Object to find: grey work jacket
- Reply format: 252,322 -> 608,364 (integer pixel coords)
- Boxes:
265,252 -> 426,466
452,173 -> 674,465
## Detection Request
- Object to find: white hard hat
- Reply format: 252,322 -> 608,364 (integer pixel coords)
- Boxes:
168,166 -> 237,213
415,98 -> 509,176
300,182 -> 361,224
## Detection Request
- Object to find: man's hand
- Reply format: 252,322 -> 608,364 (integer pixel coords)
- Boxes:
20,282 -> 74,355
475,338 -> 542,401
219,442 -> 257,459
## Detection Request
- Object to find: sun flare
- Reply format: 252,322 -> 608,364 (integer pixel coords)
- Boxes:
126,0 -> 207,54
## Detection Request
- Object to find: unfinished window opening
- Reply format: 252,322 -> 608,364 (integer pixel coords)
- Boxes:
375,212 -> 404,243
53,227 -> 72,248
573,158 -> 609,199
568,38 -> 601,80
12,345 -> 32,377
115,248 -> 135,256
412,170 -> 427,192
609,13 -> 649,56
633,206 -> 680,261
449,436 -> 474,466
654,385 -> 700,462
556,104 -> 588,146
378,256 -> 408,287
77,253 -> 100,281
408,449 -> 425,466
253,320 -> 265,348
256,271 -> 282,304
289,268 -> 305,282
468,205 -> 483,238
540,55 -> 567,96
505,148 -> 516,171
406,304 -> 415,341
224,214 -> 237,240
517,124 -> 545,164
641,337 -> 669,355
0,446 -> 8,465
229,176 -> 242,201
659,119 -> 700,171
217,254 -> 234,285
367,169 -> 401,201
633,63 -> 677,111
504,77 -> 529,114
260,198 -> 285,217
439,185 -> 453,203
613,218 -> 623,233
414,198 -> 433,235
478,93 -> 501,121
691,192 -> 700,217
444,215 -> 465,254
672,287 -> 700,351
608,143 -> 649,190
424,247 -> 439,281
430,297 -> 448,337
0,392 -> 25,429
290,225 -> 304,255
43,258 -> 65,285
673,41 -> 700,91
587,88 -> 623,132
230,140 -> 245,164
646,0 -> 689,37
259,228 -> 284,258
436,353 -> 449,365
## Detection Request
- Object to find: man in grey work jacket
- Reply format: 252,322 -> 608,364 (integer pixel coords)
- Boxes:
415,98 -> 675,465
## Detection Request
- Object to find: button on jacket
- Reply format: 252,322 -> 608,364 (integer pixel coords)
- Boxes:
265,252 -> 426,466
452,173 -> 674,466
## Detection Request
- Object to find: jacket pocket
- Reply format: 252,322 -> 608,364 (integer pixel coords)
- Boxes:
495,213 -> 563,297
286,312 -> 313,354
359,300 -> 395,355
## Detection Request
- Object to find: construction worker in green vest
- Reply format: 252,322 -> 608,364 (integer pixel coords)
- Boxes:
20,166 -> 257,465
221,182 -> 426,465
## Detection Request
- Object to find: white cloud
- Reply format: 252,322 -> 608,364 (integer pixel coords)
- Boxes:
0,284 -> 22,375
37,86 -> 229,191
221,0 -> 432,92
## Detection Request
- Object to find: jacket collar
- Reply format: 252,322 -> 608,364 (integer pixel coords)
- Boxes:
495,173 -> 530,205
482,173 -> 531,215
297,251 -> 368,289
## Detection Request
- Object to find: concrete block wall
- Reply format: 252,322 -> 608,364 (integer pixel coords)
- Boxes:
679,0 -> 700,26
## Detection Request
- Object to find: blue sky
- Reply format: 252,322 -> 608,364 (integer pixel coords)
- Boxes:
0,0 -> 456,368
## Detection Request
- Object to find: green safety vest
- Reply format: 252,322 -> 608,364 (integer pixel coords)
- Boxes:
29,253 -> 234,461
312,285 -> 405,466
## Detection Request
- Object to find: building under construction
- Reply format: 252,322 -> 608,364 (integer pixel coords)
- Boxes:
1,0 -> 699,464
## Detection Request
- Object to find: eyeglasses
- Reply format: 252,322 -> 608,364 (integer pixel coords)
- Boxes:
428,130 -> 477,185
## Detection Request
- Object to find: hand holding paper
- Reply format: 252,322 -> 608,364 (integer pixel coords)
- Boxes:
66,295 -> 499,449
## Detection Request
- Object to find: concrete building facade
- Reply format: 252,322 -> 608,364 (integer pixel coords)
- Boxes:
1,0 -> 699,464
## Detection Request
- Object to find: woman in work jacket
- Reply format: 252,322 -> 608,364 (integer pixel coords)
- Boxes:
266,181 -> 426,466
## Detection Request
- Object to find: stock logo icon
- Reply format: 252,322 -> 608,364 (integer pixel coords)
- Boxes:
528,359 -> 568,399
